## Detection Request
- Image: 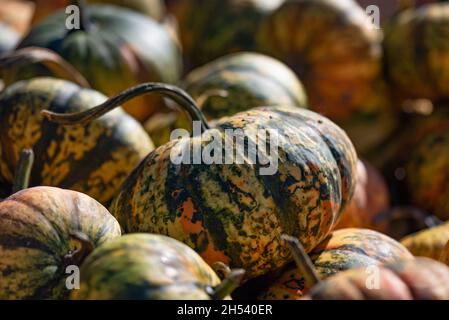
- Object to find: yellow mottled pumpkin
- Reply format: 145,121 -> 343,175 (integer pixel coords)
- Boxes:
401,222 -> 449,260
42,82 -> 358,279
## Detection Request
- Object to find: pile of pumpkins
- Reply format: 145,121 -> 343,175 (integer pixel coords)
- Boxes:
2,0 -> 449,300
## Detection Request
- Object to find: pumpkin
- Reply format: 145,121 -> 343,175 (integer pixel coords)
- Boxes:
42,82 -> 358,279
401,221 -> 449,260
71,233 -> 245,300
0,22 -> 19,55
0,186 -> 121,299
31,0 -> 166,24
0,47 -> 90,88
335,160 -> 390,230
304,257 -> 449,300
440,239 -> 449,266
405,130 -> 449,220
0,77 -> 154,204
384,3 -> 449,102
19,1 -> 182,122
145,52 -> 308,146
165,0 -> 285,70
0,0 -> 34,35
259,229 -> 413,299
256,0 -> 382,120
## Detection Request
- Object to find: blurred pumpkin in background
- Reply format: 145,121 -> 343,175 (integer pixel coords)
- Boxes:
165,0 -> 286,71
0,77 -> 154,204
335,160 -> 390,230
0,0 -> 34,35
256,0 -> 398,156
145,52 -> 308,146
19,1 -> 182,122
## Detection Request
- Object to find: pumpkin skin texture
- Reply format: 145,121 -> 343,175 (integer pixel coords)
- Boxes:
110,106 -> 358,279
32,0 -> 166,24
384,3 -> 449,101
0,186 -> 121,300
19,4 -> 182,122
401,222 -> 449,260
256,0 -> 382,121
145,52 -> 308,146
304,257 -> 449,300
335,160 -> 390,230
71,234 -> 227,300
259,228 -> 413,299
0,77 -> 154,204
165,0 -> 286,70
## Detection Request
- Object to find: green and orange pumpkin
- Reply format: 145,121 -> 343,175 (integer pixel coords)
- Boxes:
0,77 -> 154,204
0,186 -> 121,299
71,233 -> 244,300
145,52 -> 308,146
42,82 -> 358,279
20,0 -> 182,122
259,229 -> 413,299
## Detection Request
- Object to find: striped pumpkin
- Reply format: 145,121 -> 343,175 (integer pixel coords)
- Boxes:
384,3 -> 449,101
304,257 -> 449,300
165,0 -> 285,70
42,83 -> 358,279
71,234 -> 242,300
401,222 -> 449,260
0,186 -> 121,299
0,77 -> 154,204
145,52 -> 308,146
259,228 -> 413,299
20,2 -> 182,122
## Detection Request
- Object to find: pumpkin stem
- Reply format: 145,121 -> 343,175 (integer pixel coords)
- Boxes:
0,47 -> 90,88
209,269 -> 245,300
41,83 -> 211,133
281,235 -> 322,289
12,149 -> 34,193
72,0 -> 92,32
64,231 -> 95,267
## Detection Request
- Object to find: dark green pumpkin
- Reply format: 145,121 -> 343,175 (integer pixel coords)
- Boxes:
145,52 -> 308,146
71,233 -> 241,300
42,83 -> 358,279
165,0 -> 285,70
0,186 -> 121,299
19,3 -> 182,122
0,77 -> 154,204
259,228 -> 414,299
384,3 -> 449,101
